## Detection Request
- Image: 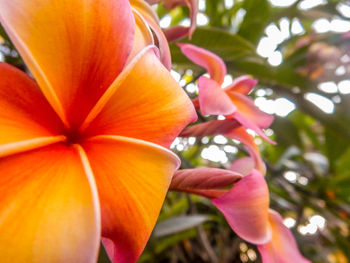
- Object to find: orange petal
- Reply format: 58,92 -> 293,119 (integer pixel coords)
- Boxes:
0,143 -> 100,263
131,0 -> 171,69
145,17 -> 172,70
82,47 -> 197,148
127,9 -> 154,64
0,63 -> 65,155
0,0 -> 134,128
178,43 -> 226,84
82,135 -> 180,263
212,169 -> 271,244
258,210 -> 311,263
131,0 -> 160,24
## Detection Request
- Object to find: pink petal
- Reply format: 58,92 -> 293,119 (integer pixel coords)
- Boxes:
230,157 -> 255,177
102,237 -> 115,261
163,0 -> 198,38
229,92 -> 274,129
212,169 -> 271,244
178,43 -> 227,84
170,167 -> 241,190
198,76 -> 236,116
342,31 -> 350,39
225,75 -> 258,95
233,112 -> 275,144
258,210 -> 311,263
225,127 -> 266,175
164,26 -> 190,42
145,0 -> 161,4
180,119 -> 240,138
185,0 -> 198,38
226,92 -> 275,143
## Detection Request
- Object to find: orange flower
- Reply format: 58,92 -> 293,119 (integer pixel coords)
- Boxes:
0,0 -> 196,262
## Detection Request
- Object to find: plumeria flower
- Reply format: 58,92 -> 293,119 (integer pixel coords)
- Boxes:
0,0 -> 196,262
170,168 -> 310,262
178,43 -> 275,144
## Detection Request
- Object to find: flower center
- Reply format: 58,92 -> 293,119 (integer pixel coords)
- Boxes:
64,128 -> 82,145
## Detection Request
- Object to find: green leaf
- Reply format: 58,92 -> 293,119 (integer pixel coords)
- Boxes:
290,110 -> 322,150
226,60 -> 312,88
97,244 -> 110,263
170,27 -> 257,66
0,24 -> 10,42
324,127 -> 348,171
237,0 -> 272,44
335,148 -> 350,178
272,116 -> 303,149
153,215 -> 210,237
154,229 -> 197,254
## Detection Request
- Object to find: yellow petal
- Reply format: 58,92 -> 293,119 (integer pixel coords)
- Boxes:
127,9 -> 154,64
0,143 -> 100,263
82,135 -> 180,263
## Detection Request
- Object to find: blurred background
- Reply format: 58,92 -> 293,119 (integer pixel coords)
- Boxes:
1,0 -> 350,262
